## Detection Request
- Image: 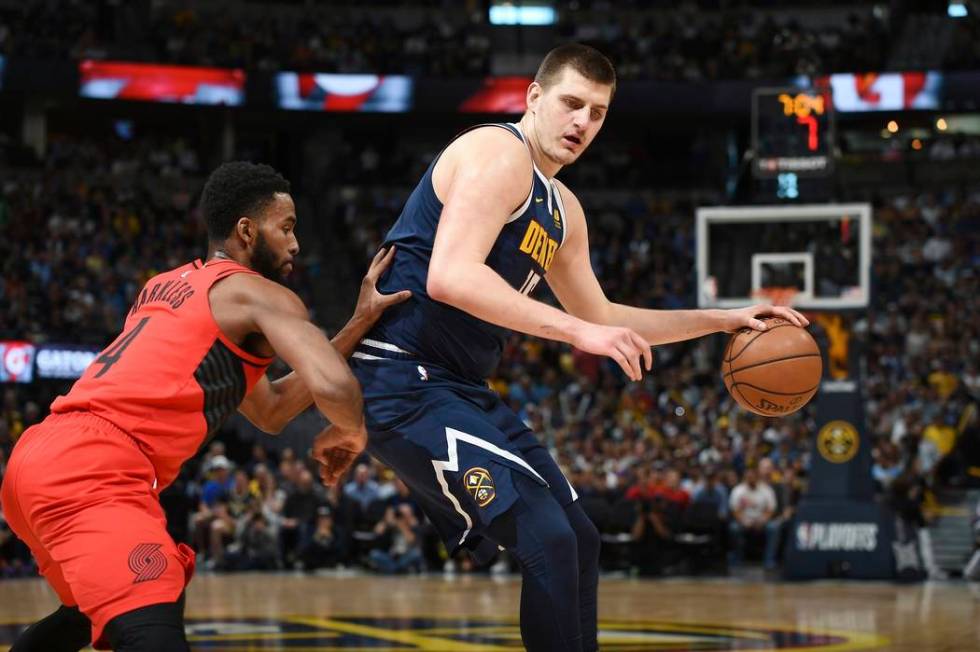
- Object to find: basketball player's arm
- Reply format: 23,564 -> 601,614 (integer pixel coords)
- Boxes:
230,277 -> 365,433
239,247 -> 410,434
427,129 -> 650,380
545,180 -> 809,345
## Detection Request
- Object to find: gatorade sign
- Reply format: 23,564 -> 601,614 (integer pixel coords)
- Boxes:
36,344 -> 100,379
0,341 -> 36,383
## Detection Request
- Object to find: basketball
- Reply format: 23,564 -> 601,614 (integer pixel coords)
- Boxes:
722,317 -> 822,417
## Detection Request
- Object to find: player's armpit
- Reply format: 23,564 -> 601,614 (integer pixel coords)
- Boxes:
544,178 -> 615,326
224,276 -> 364,432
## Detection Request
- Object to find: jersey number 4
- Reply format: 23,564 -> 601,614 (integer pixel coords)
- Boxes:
93,317 -> 151,378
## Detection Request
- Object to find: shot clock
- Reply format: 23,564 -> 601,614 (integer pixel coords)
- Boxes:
752,88 -> 834,179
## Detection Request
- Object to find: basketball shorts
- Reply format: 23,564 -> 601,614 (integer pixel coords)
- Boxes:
0,412 -> 195,649
351,347 -> 578,562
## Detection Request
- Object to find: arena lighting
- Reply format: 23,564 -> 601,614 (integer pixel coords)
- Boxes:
489,3 -> 557,25
936,117 -> 948,130
887,120 -> 899,133
948,2 -> 968,18
912,139 -> 923,150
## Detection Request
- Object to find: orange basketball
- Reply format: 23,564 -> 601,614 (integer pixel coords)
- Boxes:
721,317 -> 822,416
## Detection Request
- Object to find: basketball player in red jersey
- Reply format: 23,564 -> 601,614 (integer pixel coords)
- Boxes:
0,162 -> 409,651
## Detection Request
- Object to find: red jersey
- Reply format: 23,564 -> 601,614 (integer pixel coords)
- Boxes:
51,258 -> 273,489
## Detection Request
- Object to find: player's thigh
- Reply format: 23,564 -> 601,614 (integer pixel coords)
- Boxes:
514,431 -> 578,506
1,425 -> 77,606
41,497 -> 193,645
367,401 -> 548,542
7,424 -> 193,645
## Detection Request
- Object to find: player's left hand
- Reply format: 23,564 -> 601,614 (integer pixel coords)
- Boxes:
354,246 -> 412,324
721,304 -> 809,333
311,424 -> 368,486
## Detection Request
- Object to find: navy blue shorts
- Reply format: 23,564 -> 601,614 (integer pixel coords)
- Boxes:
350,341 -> 577,560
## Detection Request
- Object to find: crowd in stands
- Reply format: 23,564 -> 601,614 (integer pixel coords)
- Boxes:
0,0 -> 925,80
1,116 -> 979,580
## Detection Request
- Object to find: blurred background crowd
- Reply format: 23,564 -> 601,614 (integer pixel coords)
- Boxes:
1,0 -> 977,78
0,123 -> 976,578
1,0 -> 979,582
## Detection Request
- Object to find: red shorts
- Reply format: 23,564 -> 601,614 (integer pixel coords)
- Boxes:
0,412 -> 195,648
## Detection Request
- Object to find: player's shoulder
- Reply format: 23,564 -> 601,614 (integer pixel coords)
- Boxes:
210,271 -> 306,318
445,125 -> 531,170
551,177 -> 584,220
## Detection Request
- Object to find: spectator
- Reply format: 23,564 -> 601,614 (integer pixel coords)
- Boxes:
728,468 -> 776,565
280,468 -> 323,568
227,512 -> 281,571
299,506 -> 346,571
344,463 -> 381,513
369,504 -> 423,574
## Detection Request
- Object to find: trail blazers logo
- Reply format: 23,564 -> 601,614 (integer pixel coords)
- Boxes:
128,543 -> 167,583
817,420 -> 859,463
463,467 -> 496,507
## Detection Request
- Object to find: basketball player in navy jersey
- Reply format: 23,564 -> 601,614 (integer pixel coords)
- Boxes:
318,44 -> 807,651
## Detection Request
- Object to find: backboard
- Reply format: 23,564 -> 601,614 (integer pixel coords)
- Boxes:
696,204 -> 871,310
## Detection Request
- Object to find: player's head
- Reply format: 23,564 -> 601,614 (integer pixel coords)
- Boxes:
524,43 -> 616,167
200,161 -> 298,281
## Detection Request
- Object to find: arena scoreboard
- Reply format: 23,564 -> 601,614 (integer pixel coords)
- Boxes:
752,88 -> 834,179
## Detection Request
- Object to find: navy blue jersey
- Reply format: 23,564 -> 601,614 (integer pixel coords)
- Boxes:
368,123 -> 567,382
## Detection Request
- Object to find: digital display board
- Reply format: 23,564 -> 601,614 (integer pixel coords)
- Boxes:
80,60 -> 245,105
753,88 -> 834,179
460,76 -> 532,113
35,344 -> 100,379
276,73 -> 412,112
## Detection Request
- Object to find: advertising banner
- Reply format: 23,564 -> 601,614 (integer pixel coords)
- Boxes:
80,60 -> 245,105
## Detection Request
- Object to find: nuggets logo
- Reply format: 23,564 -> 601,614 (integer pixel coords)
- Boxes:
817,420 -> 859,463
463,467 -> 496,507
553,207 -> 562,230
128,543 -> 167,583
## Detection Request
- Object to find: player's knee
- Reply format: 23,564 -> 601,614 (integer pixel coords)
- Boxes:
574,513 -> 601,563
10,605 -> 91,652
536,517 -> 579,567
104,601 -> 189,652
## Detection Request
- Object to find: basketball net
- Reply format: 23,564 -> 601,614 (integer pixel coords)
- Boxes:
752,286 -> 799,307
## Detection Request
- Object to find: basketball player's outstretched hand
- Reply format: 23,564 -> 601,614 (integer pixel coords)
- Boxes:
355,246 -> 412,323
571,323 -> 652,382
723,304 -> 809,332
312,425 -> 368,486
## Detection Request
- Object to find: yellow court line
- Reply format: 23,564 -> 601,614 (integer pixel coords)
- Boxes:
289,616 -> 512,651
717,620 -> 889,652
0,614 -> 891,652
188,630 -> 341,641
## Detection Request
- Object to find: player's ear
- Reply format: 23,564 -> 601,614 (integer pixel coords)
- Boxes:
236,217 -> 255,246
526,81 -> 543,113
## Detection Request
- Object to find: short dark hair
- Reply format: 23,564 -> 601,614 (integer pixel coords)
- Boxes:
200,161 -> 291,242
534,43 -> 616,97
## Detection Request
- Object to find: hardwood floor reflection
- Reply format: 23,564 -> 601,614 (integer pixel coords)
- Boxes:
1,573 -> 977,650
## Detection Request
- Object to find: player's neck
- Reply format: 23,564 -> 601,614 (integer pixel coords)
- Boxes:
518,116 -> 563,179
205,243 -> 250,269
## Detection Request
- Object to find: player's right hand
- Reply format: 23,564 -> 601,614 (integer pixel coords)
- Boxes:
353,246 -> 412,325
570,323 -> 652,381
311,424 -> 368,486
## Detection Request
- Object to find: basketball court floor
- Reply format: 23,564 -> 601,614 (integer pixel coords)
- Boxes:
1,572 -> 977,650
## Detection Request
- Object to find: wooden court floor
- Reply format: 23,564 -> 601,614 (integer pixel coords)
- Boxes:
1,573 -> 978,650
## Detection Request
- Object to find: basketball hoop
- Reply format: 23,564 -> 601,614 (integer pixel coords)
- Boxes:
752,286 -> 799,307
